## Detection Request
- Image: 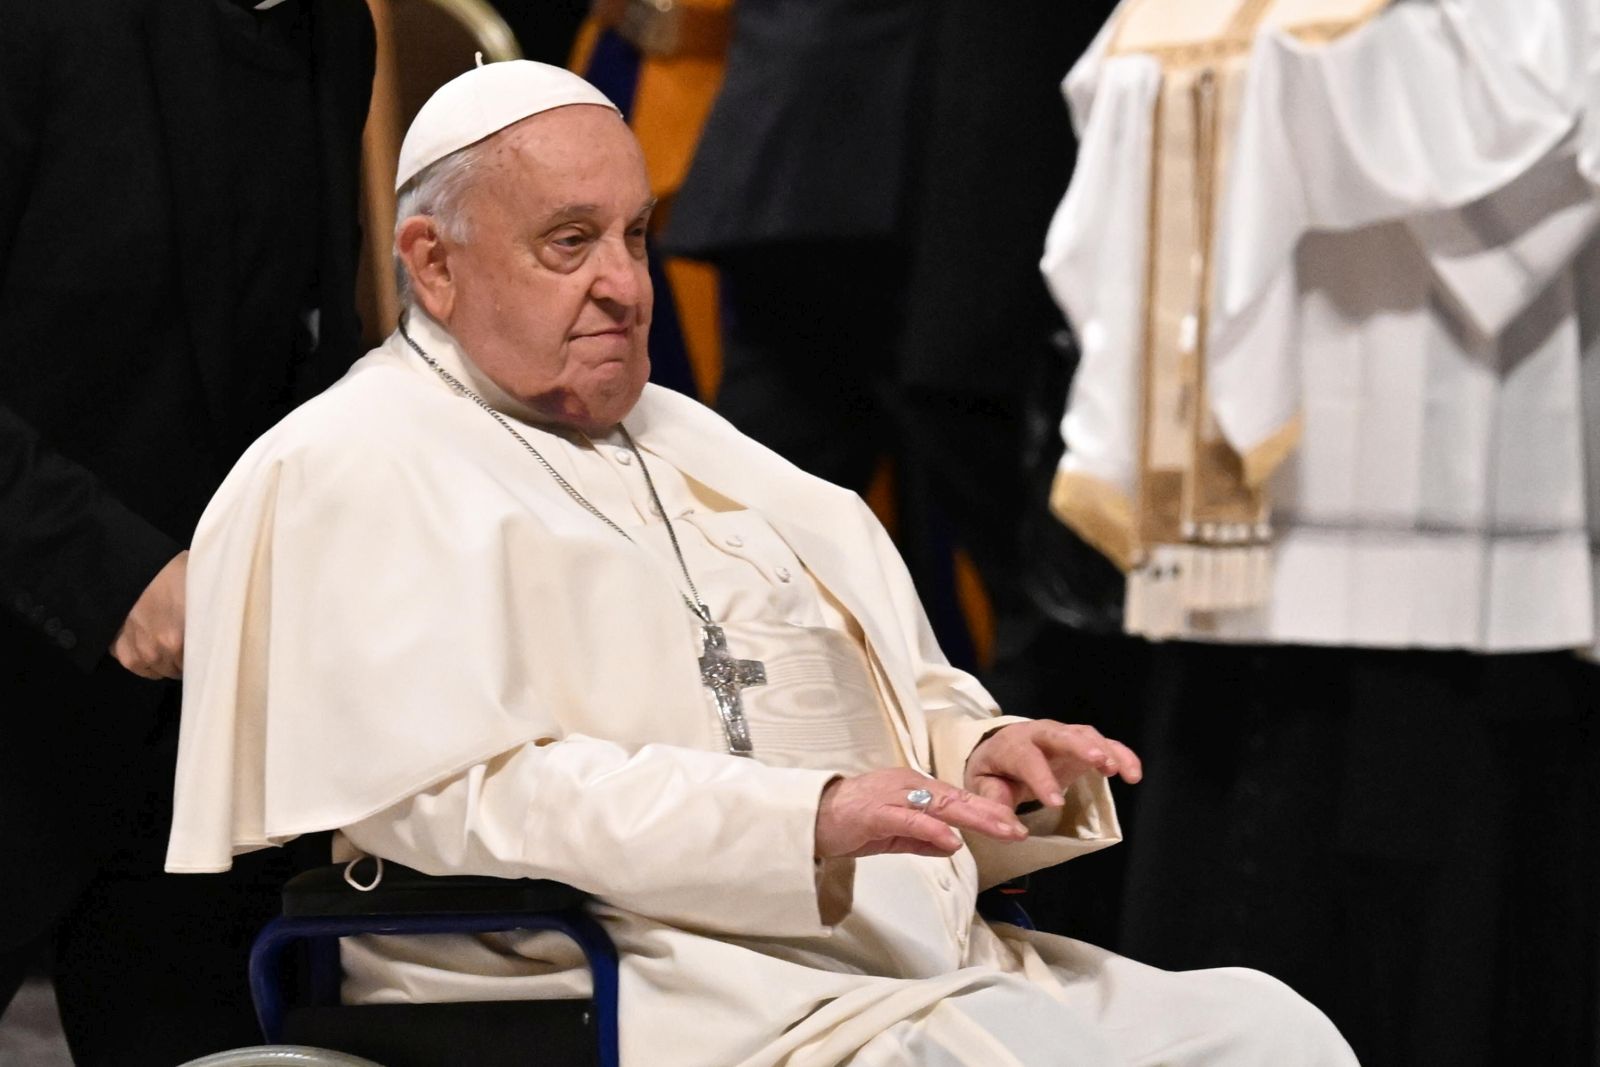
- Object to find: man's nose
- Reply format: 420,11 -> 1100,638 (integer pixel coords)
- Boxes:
590,237 -> 645,308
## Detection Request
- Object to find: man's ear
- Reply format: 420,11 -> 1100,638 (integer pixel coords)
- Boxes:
396,215 -> 455,322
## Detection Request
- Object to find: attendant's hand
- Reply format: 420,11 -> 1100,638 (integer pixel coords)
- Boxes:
964,722 -> 1142,810
110,550 -> 188,680
815,768 -> 1029,860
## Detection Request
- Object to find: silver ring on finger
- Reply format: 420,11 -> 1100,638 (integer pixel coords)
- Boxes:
906,787 -> 934,811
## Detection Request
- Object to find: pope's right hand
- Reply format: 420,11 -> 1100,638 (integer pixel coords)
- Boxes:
110,550 -> 188,680
814,769 -> 1029,860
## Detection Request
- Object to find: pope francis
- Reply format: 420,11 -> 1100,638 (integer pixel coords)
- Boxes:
165,61 -> 1357,1066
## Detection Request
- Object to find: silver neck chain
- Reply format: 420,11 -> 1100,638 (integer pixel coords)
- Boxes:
399,318 -> 712,625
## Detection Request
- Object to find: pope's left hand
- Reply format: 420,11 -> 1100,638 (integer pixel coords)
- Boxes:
965,722 -> 1142,811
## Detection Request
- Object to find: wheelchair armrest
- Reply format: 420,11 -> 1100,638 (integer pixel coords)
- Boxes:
283,861 -> 591,918
258,862 -> 620,1065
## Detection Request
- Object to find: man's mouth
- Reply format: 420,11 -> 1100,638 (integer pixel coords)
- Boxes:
575,326 -> 631,340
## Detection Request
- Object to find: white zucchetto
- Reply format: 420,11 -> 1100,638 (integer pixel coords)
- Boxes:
394,60 -> 620,192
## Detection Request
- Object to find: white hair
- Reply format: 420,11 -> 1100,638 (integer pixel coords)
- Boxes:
392,138 -> 493,307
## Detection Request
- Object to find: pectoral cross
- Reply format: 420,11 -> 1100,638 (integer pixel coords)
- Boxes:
698,622 -> 767,756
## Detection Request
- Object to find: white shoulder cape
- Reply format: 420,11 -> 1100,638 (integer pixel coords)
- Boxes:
166,330 -> 1022,874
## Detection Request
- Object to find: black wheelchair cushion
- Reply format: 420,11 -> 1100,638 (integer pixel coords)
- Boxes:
283,862 -> 591,919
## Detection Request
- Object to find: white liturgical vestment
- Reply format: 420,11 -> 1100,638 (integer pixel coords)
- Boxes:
1045,0 -> 1600,651
167,311 -> 1356,1065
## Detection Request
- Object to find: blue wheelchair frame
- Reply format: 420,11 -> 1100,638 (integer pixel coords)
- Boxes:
248,864 -> 1031,1067
249,863 -> 621,1067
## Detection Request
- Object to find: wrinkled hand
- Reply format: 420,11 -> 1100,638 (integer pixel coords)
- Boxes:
815,768 -> 1029,860
110,550 -> 188,680
965,722 -> 1142,810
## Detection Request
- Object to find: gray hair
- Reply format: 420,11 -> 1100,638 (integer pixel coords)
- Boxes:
392,138 -> 493,306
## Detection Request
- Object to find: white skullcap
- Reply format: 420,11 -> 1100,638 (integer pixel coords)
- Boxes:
394,60 -> 620,192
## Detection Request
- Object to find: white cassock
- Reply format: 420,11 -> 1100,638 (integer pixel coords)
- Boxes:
1045,0 -> 1600,651
166,311 -> 1355,1066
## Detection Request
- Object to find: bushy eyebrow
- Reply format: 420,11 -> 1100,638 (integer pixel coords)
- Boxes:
540,197 -> 658,229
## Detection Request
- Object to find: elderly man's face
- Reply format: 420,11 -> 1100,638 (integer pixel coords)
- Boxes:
432,105 -> 654,432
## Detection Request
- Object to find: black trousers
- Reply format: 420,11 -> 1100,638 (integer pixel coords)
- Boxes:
1114,644 -> 1600,1067
0,676 -> 321,1067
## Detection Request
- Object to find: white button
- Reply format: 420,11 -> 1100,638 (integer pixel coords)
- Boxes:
614,449 -> 633,465
775,566 -> 792,583
724,534 -> 744,548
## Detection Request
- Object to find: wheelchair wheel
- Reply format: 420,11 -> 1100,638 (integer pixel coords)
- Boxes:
178,1046 -> 385,1067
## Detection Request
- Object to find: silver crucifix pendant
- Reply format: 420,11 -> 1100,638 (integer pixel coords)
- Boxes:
698,622 -> 767,756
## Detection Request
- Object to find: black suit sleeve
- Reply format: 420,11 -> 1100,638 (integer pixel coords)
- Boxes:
289,0 -> 378,405
0,5 -> 180,672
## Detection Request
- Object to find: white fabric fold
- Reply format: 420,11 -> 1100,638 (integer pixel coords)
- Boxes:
1041,55 -> 1161,504
1409,141 -> 1600,341
1209,0 -> 1582,452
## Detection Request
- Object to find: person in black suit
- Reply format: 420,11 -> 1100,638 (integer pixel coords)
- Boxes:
665,0 -> 1115,684
0,1 -> 372,1062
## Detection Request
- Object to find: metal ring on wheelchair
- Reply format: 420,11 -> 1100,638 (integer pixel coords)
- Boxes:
177,1046 -> 386,1066
906,787 -> 934,812
343,854 -> 385,892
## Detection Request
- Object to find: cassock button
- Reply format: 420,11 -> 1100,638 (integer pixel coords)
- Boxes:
56,629 -> 77,651
724,534 -> 744,548
775,566 -> 792,583
44,617 -> 62,637
14,591 -> 32,614
614,449 -> 633,466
